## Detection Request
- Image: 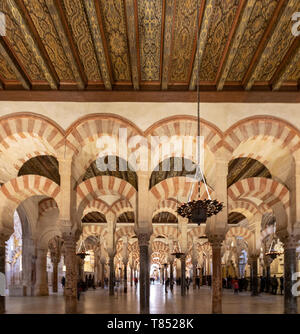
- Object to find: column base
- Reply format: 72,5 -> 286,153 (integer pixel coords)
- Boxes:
65,296 -> 77,314
34,285 -> 49,296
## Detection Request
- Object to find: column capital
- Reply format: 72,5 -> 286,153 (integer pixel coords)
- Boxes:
137,232 -> 151,247
208,234 -> 225,247
0,227 -> 13,244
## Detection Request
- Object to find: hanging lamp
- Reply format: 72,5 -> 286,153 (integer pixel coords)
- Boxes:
176,0 -> 223,225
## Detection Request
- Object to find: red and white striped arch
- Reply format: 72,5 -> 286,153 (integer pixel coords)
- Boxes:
82,198 -> 110,219
152,225 -> 179,239
228,177 -> 289,212
226,226 -> 253,240
66,115 -> 144,181
115,226 -> 135,242
228,199 -> 264,222
77,175 -> 136,217
152,199 -> 179,217
152,240 -> 169,255
0,175 -> 60,227
150,176 -> 214,203
82,224 -> 104,238
0,114 -> 65,183
145,116 -> 223,155
146,116 -> 223,188
39,198 -> 59,217
223,117 -> 300,184
111,199 -> 134,219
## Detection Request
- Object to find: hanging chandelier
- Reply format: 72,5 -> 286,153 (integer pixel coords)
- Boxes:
76,238 -> 88,259
265,238 -> 282,260
177,0 -> 223,226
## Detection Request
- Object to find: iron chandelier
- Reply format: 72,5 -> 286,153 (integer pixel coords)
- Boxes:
176,0 -> 224,225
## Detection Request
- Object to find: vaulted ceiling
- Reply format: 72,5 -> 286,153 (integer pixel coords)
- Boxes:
0,0 -> 299,94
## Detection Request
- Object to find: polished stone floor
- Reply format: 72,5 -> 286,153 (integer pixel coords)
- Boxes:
5,283 -> 299,314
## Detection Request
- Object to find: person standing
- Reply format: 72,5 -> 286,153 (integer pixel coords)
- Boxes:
280,276 -> 284,295
233,277 -> 239,294
61,276 -> 65,289
271,275 -> 278,295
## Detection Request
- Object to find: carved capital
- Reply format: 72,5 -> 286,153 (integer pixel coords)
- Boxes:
137,233 -> 150,247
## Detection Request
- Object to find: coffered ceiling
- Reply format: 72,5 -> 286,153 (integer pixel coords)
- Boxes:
0,0 -> 299,98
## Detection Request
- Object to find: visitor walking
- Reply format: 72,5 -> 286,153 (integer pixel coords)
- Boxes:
165,278 -> 170,293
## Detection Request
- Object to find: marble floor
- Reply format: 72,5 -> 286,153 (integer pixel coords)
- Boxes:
5,284 -> 300,314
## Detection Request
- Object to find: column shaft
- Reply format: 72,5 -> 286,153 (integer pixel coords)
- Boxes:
284,247 -> 297,314
34,248 -> 49,296
124,263 -> 128,293
63,235 -> 77,314
211,241 -> 222,314
181,256 -> 186,296
250,256 -> 258,296
52,260 -> 58,293
109,256 -> 114,296
0,238 -> 6,314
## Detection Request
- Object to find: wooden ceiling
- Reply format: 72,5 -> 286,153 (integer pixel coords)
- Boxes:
0,0 -> 299,99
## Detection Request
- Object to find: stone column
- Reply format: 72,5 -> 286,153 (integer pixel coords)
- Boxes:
52,259 -> 59,293
63,234 -> 77,314
0,235 -> 8,314
130,263 -> 133,287
34,248 -> 49,296
170,260 -> 174,286
249,255 -> 259,296
123,260 -> 128,293
100,257 -> 106,288
180,255 -> 186,296
108,254 -> 115,296
283,236 -> 298,314
192,261 -> 197,290
210,239 -> 223,314
137,233 -> 150,314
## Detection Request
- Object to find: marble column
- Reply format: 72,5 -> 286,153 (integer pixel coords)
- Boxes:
211,239 -> 222,314
109,255 -> 115,296
130,265 -> 133,287
138,233 -> 150,314
123,260 -> 128,293
170,261 -> 174,286
180,255 -> 186,296
52,259 -> 59,293
100,259 -> 105,288
63,235 -> 77,314
284,237 -> 298,314
250,255 -> 259,296
34,248 -> 49,296
193,262 -> 197,290
0,236 -> 6,314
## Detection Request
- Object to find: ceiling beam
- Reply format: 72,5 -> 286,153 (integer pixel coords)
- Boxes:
161,0 -> 176,90
189,0 -> 215,91
272,36 -> 300,91
0,37 -> 30,90
6,0 -> 58,89
1,90 -> 300,103
244,0 -> 293,90
216,0 -> 254,91
124,0 -> 140,90
83,0 -> 112,90
45,0 -> 85,90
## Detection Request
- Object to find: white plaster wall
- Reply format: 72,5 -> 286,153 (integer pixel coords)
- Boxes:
0,102 -> 299,132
